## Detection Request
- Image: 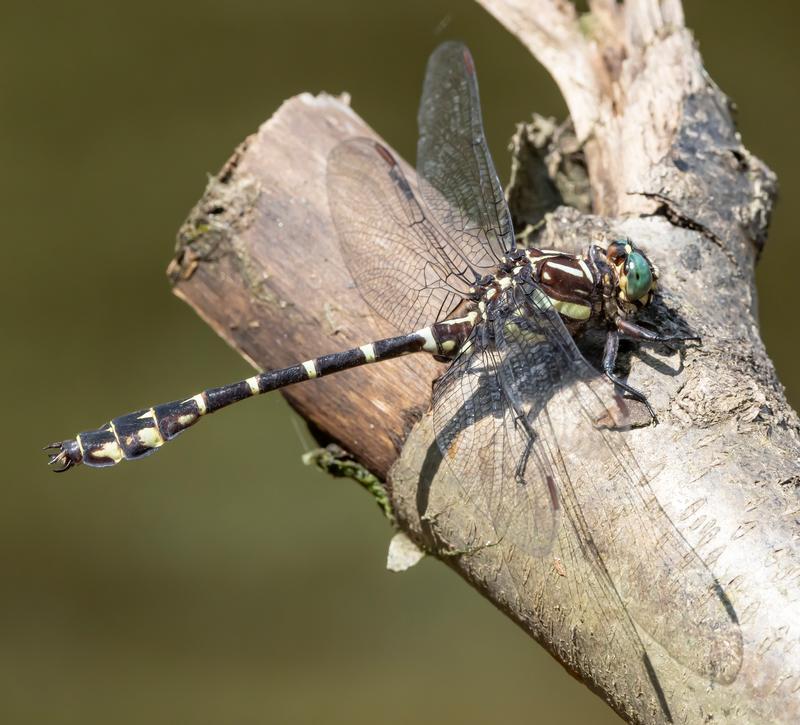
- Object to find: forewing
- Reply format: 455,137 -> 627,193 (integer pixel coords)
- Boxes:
417,42 -> 515,270
327,138 -> 472,332
491,282 -> 742,683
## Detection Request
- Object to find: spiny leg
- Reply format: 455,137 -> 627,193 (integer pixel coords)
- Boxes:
605,319 -> 702,422
514,427 -> 534,487
602,330 -> 657,422
616,318 -> 701,346
511,406 -> 559,515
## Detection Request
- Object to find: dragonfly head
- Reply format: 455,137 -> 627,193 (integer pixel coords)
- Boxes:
606,239 -> 659,311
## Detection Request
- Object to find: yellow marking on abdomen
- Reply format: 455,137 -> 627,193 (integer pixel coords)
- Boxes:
92,440 -> 124,463
359,344 -> 376,363
246,376 -> 260,395
137,426 -> 164,449
419,327 -> 438,353
109,419 -> 122,444
186,393 -> 207,415
133,409 -> 164,447
302,360 -> 318,379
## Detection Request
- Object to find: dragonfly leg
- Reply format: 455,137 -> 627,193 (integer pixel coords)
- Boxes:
509,404 -> 537,487
603,330 -> 658,422
514,429 -> 534,487
510,409 -> 560,512
617,318 -> 701,345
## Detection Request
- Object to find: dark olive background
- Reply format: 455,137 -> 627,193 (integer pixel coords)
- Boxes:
3,2 -> 797,723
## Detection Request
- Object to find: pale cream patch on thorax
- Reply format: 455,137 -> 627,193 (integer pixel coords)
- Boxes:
547,261 -> 583,277
551,298 -> 591,320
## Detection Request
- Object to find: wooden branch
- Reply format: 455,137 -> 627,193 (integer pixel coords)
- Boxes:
167,95 -> 443,478
168,2 -> 798,722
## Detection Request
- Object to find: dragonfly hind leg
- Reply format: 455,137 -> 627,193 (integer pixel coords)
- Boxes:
514,425 -> 534,488
511,409 -> 560,518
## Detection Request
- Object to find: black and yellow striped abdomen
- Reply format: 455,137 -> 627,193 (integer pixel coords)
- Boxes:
46,315 -> 476,471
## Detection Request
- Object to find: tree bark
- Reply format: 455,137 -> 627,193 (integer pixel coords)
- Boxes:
167,2 -> 798,722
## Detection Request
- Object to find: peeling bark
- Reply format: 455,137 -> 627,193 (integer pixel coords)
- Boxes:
169,2 -> 798,722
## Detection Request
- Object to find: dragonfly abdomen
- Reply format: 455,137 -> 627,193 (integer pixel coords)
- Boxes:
46,318 -> 474,471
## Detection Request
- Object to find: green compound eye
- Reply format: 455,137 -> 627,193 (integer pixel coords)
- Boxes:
625,251 -> 653,300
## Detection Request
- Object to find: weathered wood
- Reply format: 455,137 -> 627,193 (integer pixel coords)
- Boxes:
168,93 -> 444,478
169,2 -> 799,723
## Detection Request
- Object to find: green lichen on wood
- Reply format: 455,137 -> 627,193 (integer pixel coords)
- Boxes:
302,444 -> 395,525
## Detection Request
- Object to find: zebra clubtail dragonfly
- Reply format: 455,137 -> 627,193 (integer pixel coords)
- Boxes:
46,42 -> 742,689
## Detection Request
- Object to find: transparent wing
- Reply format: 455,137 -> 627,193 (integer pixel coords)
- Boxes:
432,322 -> 560,557
327,138 -> 474,332
486,281 -> 742,682
417,41 -> 515,270
431,332 -> 675,715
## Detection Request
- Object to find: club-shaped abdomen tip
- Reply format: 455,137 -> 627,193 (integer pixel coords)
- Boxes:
45,438 -> 83,472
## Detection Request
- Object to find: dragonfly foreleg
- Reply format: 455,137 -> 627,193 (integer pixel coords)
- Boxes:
616,318 -> 701,346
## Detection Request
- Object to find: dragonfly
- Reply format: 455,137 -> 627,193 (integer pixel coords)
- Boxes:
45,41 -> 742,695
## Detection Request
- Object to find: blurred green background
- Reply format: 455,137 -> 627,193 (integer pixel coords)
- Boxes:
3,1 -> 797,723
